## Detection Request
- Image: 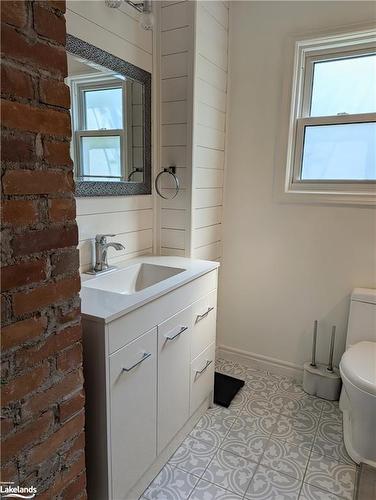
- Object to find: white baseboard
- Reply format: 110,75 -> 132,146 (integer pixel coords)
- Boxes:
217,344 -> 304,382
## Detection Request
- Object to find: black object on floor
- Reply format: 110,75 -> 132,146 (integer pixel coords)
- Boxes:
214,372 -> 245,408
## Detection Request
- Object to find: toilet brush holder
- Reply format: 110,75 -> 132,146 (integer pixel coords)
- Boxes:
303,362 -> 342,401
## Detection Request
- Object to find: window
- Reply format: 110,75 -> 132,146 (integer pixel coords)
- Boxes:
70,75 -> 127,181
284,30 -> 376,204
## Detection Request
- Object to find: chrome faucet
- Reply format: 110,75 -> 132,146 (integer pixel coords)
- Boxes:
93,234 -> 125,273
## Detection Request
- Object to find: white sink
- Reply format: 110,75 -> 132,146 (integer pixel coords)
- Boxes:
82,263 -> 185,295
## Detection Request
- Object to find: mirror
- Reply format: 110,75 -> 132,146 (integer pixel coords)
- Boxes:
66,35 -> 151,197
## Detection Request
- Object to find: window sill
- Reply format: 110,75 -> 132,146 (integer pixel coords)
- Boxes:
277,183 -> 376,207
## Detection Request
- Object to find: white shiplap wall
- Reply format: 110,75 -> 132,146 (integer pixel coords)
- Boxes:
191,1 -> 229,261
158,0 -> 228,259
159,0 -> 194,257
66,1 -> 154,271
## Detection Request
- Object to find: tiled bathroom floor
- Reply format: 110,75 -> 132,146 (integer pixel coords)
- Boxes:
140,358 -> 358,500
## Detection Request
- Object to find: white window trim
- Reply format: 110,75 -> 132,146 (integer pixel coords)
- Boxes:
68,73 -> 129,180
275,26 -> 376,207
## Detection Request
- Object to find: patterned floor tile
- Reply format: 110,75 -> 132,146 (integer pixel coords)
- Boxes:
229,363 -> 248,379
311,439 -> 354,466
227,387 -> 249,413
190,479 -> 243,500
216,359 -> 248,380
221,427 -> 268,462
143,464 -> 198,500
234,410 -> 279,435
244,465 -> 301,499
221,434 -> 268,463
312,417 -> 354,465
320,400 -> 342,421
141,359 -> 356,500
190,405 -> 236,447
299,482 -> 345,499
169,436 -> 216,476
261,437 -> 310,480
273,378 -> 307,399
215,357 -> 228,371
278,395 -> 323,419
220,411 -> 277,461
271,413 -> 318,448
244,376 -> 279,398
316,417 -> 343,443
304,451 -> 356,500
203,448 -> 257,496
241,396 -> 280,418
245,365 -> 269,380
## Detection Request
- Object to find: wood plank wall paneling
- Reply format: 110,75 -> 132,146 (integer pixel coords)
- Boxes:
76,196 -> 153,270
69,1 -> 228,267
191,1 -> 229,261
66,1 -> 154,271
159,0 -> 195,256
66,1 -> 152,71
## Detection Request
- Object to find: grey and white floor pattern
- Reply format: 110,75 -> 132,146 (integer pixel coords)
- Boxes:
140,358 -> 358,500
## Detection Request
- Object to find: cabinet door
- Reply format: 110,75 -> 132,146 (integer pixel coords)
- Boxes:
190,342 -> 216,415
158,307 -> 191,454
191,290 -> 217,361
109,327 -> 157,499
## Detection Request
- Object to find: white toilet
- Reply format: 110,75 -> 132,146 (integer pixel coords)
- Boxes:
339,288 -> 376,467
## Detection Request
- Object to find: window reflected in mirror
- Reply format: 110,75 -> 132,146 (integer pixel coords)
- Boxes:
66,53 -> 145,183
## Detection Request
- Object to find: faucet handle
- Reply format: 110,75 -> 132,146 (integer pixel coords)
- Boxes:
96,234 -> 116,244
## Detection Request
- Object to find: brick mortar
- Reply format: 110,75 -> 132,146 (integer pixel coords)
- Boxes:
2,9 -> 66,48
1,1 -> 86,497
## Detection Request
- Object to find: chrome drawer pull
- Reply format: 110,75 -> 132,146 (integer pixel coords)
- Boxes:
165,326 -> 188,341
195,359 -> 213,375
122,352 -> 151,372
196,306 -> 214,323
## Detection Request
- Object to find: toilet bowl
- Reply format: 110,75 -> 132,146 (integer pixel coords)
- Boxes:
339,289 -> 376,467
339,341 -> 376,467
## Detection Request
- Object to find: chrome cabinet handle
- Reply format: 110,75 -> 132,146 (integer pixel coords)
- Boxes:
196,306 -> 214,323
164,326 -> 188,341
195,359 -> 213,375
122,352 -> 151,372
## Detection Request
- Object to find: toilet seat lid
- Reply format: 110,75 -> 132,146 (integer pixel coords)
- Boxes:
340,341 -> 376,396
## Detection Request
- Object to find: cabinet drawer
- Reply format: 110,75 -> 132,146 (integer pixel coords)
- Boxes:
190,342 -> 215,416
109,328 -> 157,499
158,306 -> 191,454
108,270 -> 218,354
191,290 -> 217,361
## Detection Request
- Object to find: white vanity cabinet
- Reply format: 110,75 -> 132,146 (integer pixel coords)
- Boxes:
157,307 -> 191,454
82,264 -> 218,500
110,328 -> 157,499
190,342 -> 216,415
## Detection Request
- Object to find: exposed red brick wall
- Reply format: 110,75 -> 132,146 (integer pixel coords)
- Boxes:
1,1 -> 86,498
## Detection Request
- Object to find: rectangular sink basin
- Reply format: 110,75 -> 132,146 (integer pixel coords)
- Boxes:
82,263 -> 185,295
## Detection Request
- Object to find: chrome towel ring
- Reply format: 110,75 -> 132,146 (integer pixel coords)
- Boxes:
127,167 -> 143,181
155,166 -> 180,199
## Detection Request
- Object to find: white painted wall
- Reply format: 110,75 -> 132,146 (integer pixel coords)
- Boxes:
66,1 -> 154,270
218,1 -> 376,370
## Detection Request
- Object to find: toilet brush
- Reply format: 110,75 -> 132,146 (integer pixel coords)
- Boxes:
310,320 -> 318,367
327,325 -> 336,372
303,321 -> 342,400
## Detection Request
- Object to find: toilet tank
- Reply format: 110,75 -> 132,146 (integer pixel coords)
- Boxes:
346,288 -> 376,348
